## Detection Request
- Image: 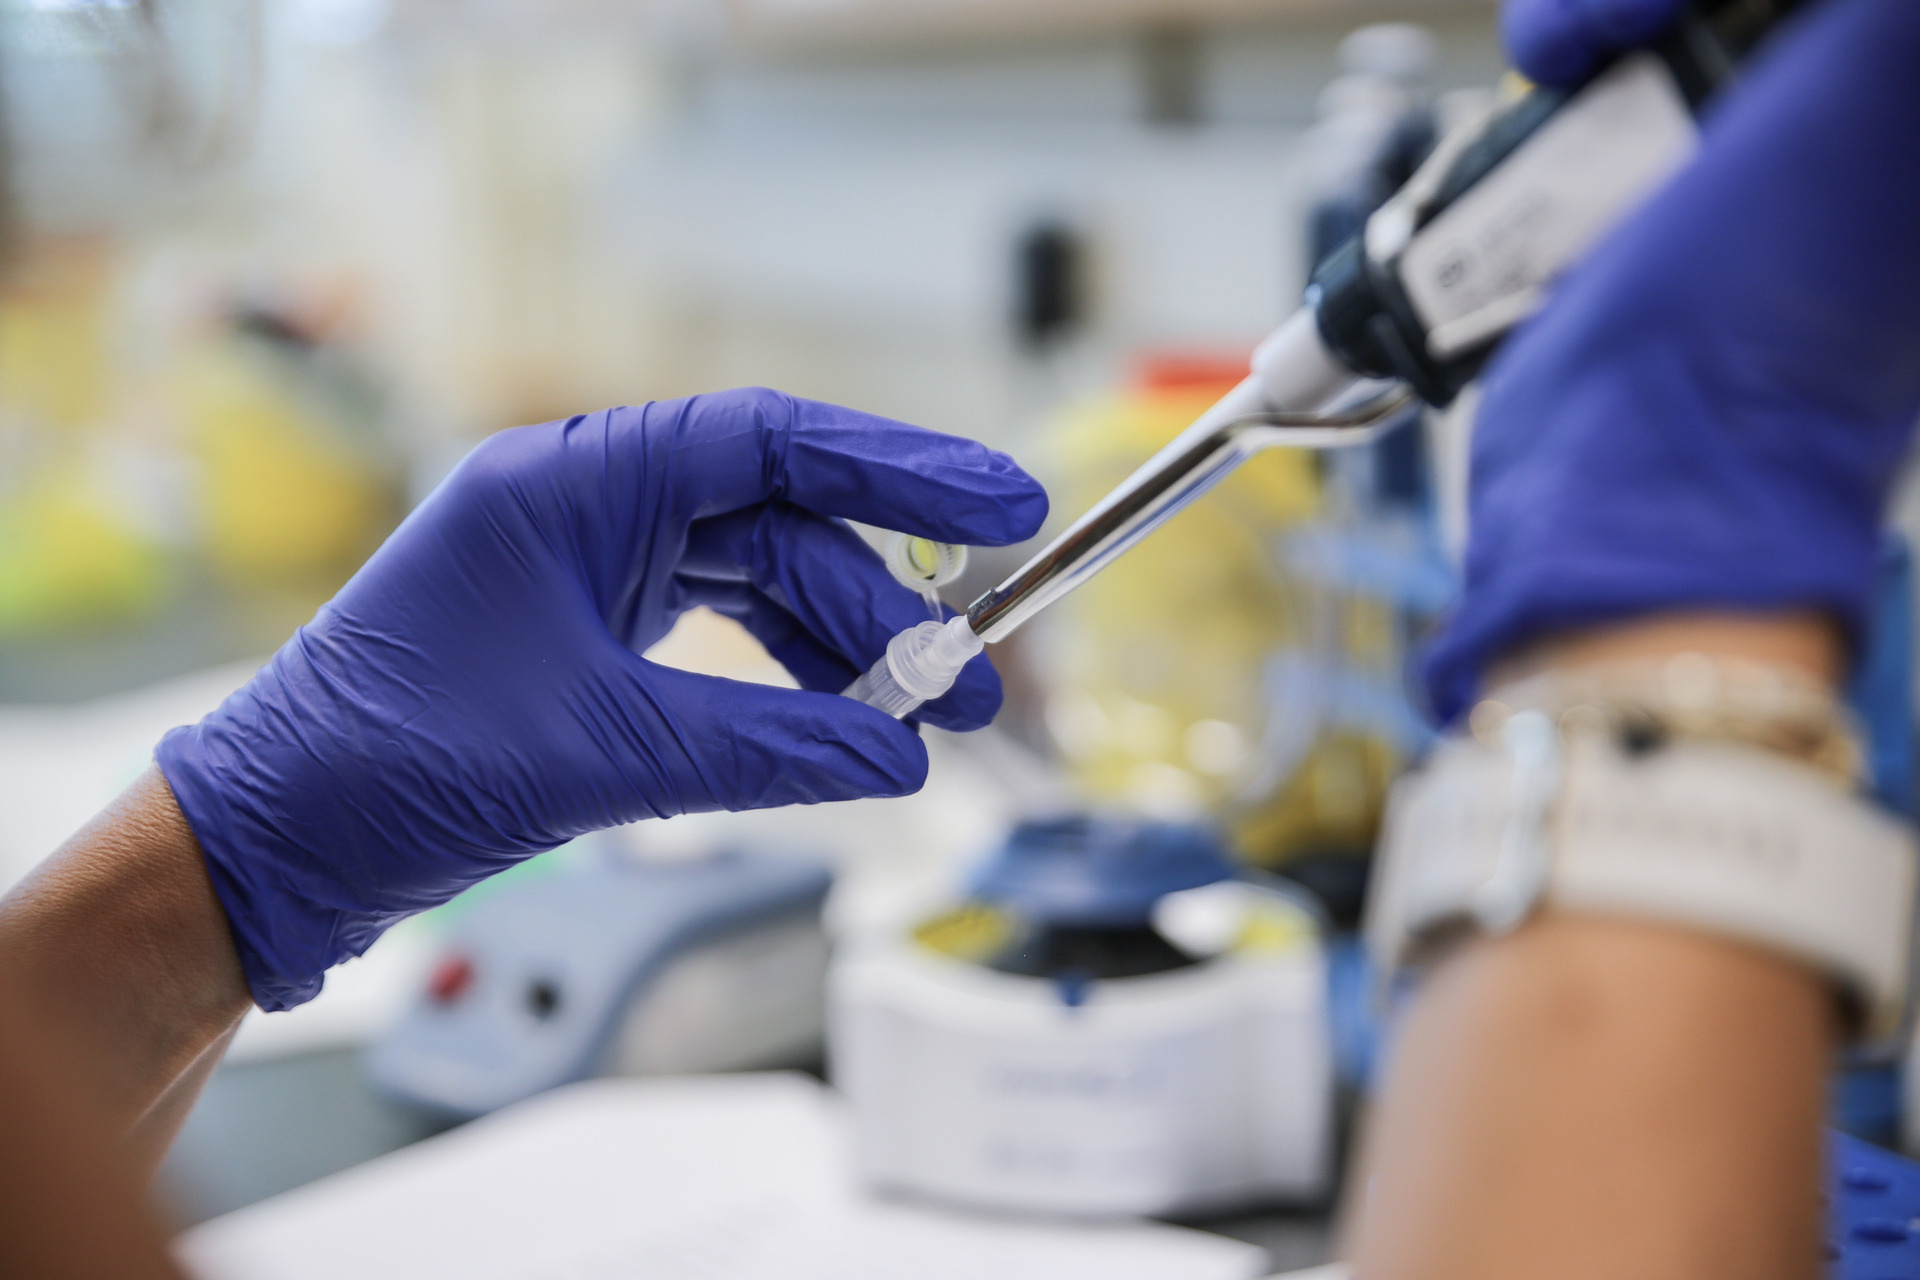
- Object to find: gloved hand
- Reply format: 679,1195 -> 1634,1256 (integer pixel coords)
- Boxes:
1423,0 -> 1920,720
157,389 -> 1048,1009
1501,0 -> 1685,86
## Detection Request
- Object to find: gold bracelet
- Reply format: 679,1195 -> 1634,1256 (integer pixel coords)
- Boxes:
1466,652 -> 1862,786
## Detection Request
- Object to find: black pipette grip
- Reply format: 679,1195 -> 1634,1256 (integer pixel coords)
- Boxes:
1307,0 -> 1811,407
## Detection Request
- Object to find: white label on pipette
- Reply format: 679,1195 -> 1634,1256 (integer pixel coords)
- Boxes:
1399,54 -> 1696,359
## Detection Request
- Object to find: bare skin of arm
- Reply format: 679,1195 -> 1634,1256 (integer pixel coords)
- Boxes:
1345,611 -> 1843,1280
0,764 -> 250,1173
0,970 -> 188,1280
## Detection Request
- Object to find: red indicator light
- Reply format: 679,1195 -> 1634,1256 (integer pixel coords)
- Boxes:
428,954 -> 475,1005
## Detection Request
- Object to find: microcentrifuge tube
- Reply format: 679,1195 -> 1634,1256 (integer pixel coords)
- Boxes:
883,534 -> 968,620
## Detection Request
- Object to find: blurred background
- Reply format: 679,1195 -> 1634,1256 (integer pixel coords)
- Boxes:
23,1 -> 1901,1276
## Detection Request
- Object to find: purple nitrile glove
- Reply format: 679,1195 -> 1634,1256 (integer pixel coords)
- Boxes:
157,389 -> 1048,1010
1501,0 -> 1686,86
1424,0 -> 1920,721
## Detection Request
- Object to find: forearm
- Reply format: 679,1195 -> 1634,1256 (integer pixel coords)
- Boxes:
1347,612 -> 1844,1279
1348,914 -> 1831,1279
0,973 -> 187,1280
0,765 -> 251,1167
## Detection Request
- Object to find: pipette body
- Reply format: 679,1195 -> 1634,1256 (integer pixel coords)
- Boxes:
846,0 -> 1803,717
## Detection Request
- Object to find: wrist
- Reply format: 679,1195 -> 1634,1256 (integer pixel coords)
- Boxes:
1486,610 -> 1844,691
155,646 -> 426,1012
1372,614 -> 1913,1042
0,767 -> 250,1128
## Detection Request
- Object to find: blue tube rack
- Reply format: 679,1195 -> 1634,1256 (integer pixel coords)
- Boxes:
1831,1131 -> 1920,1277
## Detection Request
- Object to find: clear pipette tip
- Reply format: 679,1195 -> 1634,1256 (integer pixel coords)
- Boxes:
844,615 -> 985,718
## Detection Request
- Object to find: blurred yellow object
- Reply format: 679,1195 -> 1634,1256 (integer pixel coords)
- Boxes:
1041,360 -> 1316,813
1231,729 -> 1399,865
178,343 -> 389,586
1231,890 -> 1318,956
0,237 -> 398,641
0,238 -> 114,433
0,466 -> 165,634
910,901 -> 1016,964
1038,356 -> 1399,868
0,238 -> 168,635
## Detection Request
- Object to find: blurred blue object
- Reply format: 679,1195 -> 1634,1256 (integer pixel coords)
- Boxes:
1501,0 -> 1684,87
365,848 -> 832,1118
1849,537 -> 1918,820
1828,1130 -> 1920,1276
1832,1064 -> 1903,1151
1281,524 -> 1456,616
1830,535 -> 1915,1151
1323,935 -> 1381,1093
968,816 -> 1236,926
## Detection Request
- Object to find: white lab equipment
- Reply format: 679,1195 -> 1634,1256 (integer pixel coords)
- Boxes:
365,846 -> 832,1117
831,818 -> 1334,1218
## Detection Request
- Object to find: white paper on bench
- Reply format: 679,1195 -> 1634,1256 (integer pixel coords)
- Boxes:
178,1073 -> 1269,1280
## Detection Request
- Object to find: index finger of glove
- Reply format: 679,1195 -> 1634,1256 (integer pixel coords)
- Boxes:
1502,0 -> 1683,85
679,503 -> 1005,733
646,388 -> 1049,546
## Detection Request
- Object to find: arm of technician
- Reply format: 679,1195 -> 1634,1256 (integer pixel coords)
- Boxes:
0,388 -> 1047,1175
1347,0 -> 1920,1276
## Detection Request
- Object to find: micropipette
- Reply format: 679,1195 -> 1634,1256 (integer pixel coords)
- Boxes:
845,0 -> 1804,718
846,315 -> 1413,718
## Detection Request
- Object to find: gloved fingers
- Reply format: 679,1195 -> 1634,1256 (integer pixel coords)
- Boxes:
1501,0 -> 1684,85
641,388 -> 1049,548
623,660 -> 930,811
674,577 -> 862,695
1427,0 -> 1920,721
680,503 -> 1003,732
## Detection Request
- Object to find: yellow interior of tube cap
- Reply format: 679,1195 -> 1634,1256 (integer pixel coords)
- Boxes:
903,537 -> 940,579
884,533 -> 966,592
